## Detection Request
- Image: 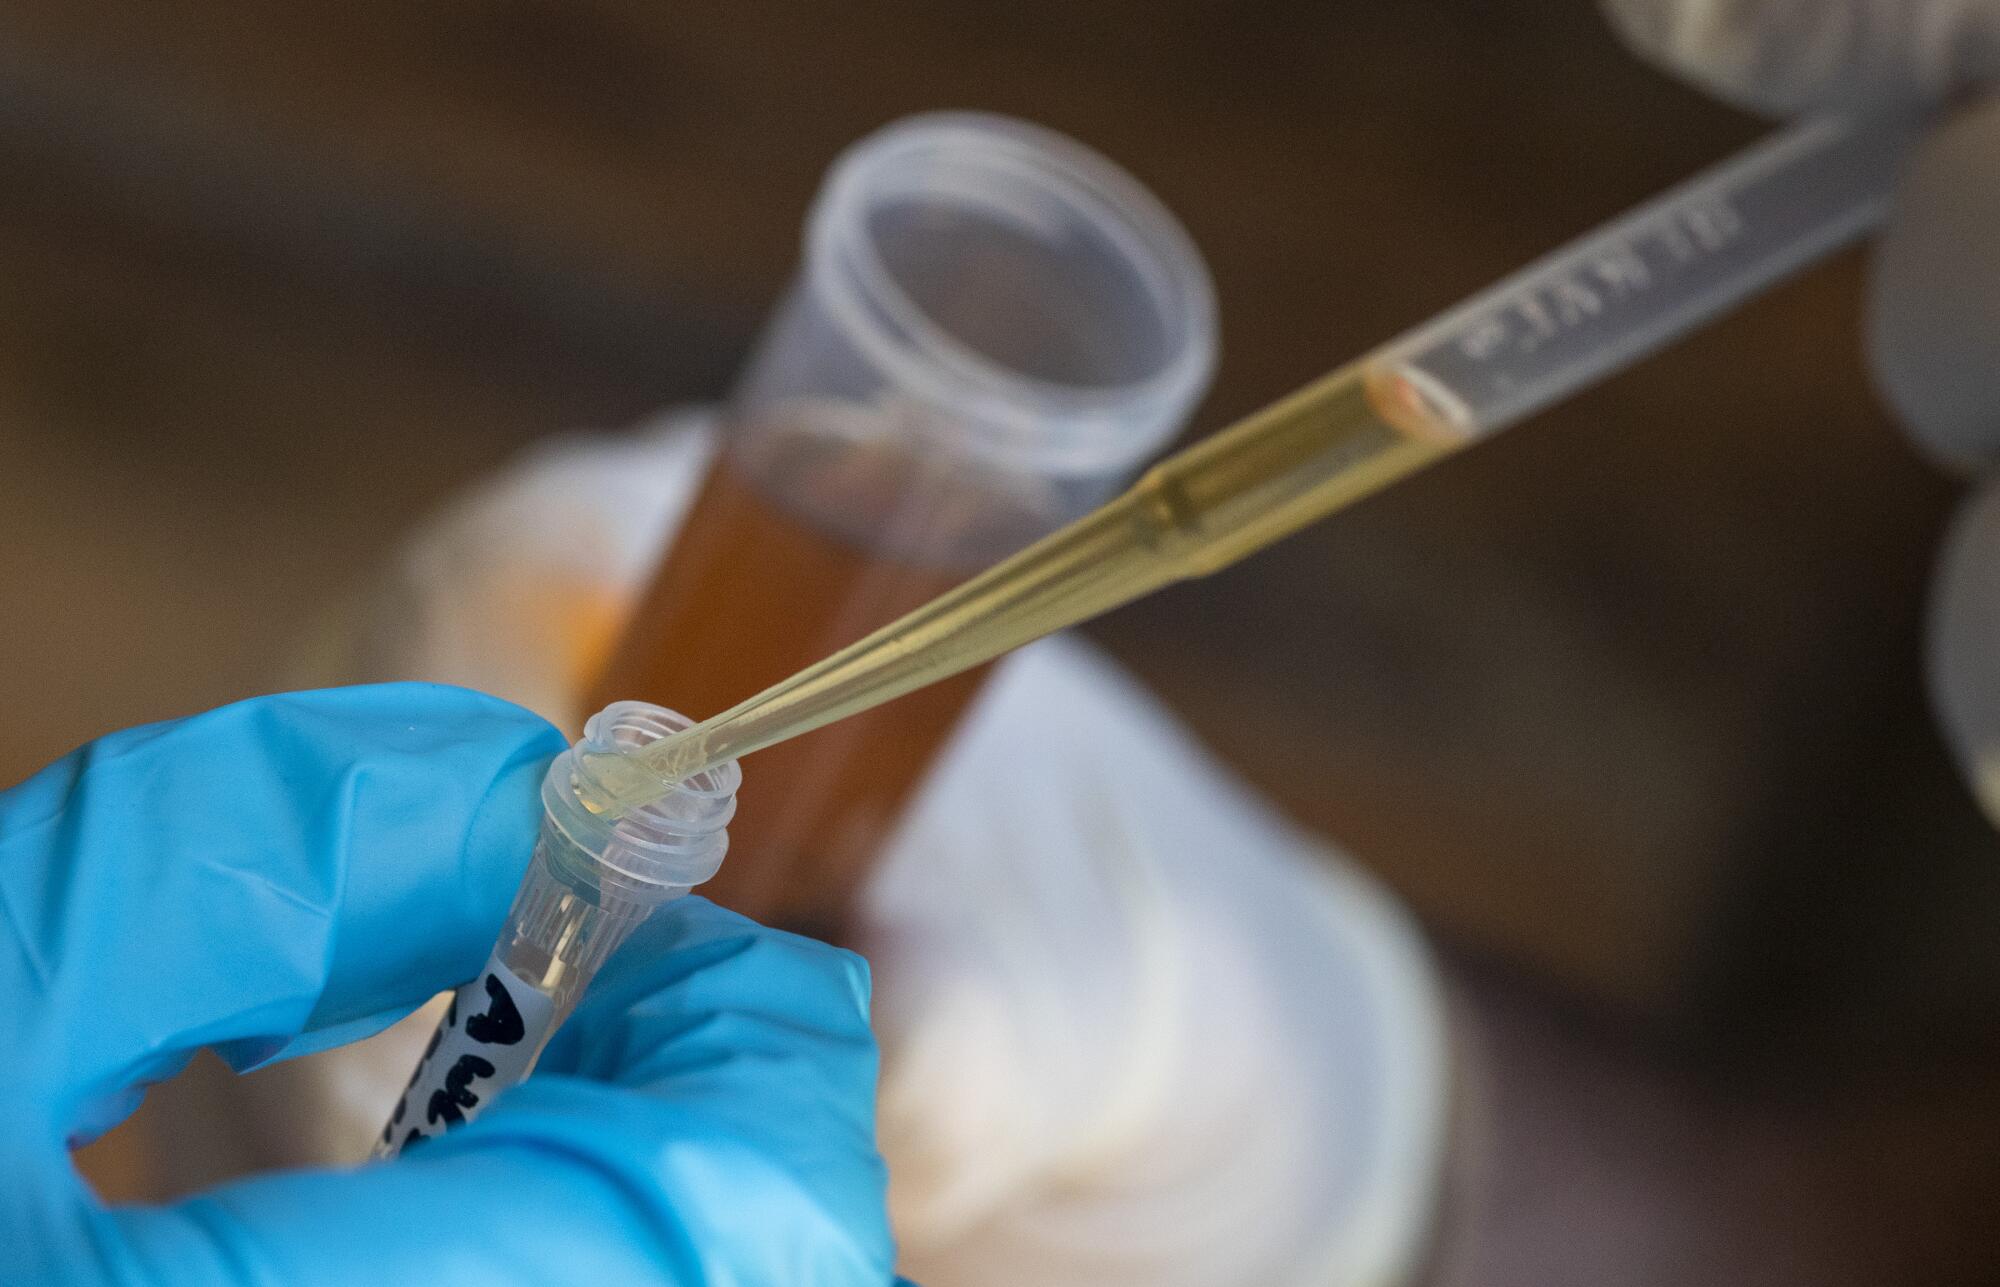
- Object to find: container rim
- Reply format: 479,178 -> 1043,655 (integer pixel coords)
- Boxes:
805,111 -> 1218,476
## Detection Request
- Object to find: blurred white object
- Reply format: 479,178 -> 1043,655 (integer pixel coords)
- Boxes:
1602,0 -> 2000,472
1867,100 -> 2000,476
267,412 -> 1451,1286
1603,0 -> 2000,831
1600,0 -> 2000,115
1930,477 -> 2000,827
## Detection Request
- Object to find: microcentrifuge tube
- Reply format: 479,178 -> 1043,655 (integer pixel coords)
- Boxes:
373,701 -> 740,1158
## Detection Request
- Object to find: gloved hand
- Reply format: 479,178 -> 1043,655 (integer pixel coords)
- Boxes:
0,683 -> 897,1285
1603,0 -> 2000,824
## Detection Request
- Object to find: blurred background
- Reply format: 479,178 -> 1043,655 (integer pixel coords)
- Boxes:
7,0 -> 2000,1281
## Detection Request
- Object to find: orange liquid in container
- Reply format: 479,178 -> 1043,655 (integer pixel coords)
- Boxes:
587,117 -> 1218,936
585,424 -> 1027,938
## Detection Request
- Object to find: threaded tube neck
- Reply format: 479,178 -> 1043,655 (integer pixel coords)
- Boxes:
540,701 -> 743,904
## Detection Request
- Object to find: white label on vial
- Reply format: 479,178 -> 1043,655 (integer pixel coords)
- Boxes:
380,954 -> 556,1154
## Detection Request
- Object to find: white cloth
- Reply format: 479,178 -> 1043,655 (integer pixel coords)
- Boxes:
267,414 -> 1450,1286
871,637 -> 1449,1285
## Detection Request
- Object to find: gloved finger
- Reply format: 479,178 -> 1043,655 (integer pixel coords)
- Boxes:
1601,0 -> 2000,115
0,683 -> 561,1142
61,901 -> 898,1286
540,898 -> 880,1188
1867,96 -> 2000,469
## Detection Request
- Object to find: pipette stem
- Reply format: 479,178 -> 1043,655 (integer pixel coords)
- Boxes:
609,116 -> 1909,811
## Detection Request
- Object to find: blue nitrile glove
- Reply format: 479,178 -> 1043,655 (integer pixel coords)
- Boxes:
0,683 -> 899,1285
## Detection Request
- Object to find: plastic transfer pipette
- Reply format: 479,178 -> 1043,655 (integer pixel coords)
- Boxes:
590,116 -> 1908,810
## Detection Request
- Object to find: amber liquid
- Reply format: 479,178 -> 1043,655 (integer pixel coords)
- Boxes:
584,448 -> 1002,939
